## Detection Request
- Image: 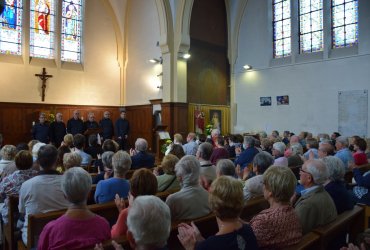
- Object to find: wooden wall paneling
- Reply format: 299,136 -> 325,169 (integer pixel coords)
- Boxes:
125,104 -> 153,151
161,102 -> 188,140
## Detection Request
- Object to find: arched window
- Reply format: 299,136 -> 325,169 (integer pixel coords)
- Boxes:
332,0 -> 358,48
30,0 -> 56,59
0,0 -> 84,64
273,0 -> 291,58
0,0 -> 23,55
299,0 -> 323,53
61,0 -> 83,63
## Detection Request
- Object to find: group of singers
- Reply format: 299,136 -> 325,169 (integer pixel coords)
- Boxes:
31,110 -> 130,150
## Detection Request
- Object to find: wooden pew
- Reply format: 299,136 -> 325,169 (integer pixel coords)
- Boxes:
313,205 -> 364,250
17,201 -> 122,250
3,195 -> 20,250
240,196 -> 270,221
168,213 -> 218,250
156,188 -> 180,201
87,184 -> 97,205
284,231 -> 321,250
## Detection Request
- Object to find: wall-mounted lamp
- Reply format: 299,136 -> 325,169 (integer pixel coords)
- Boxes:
178,52 -> 191,60
243,64 -> 253,70
149,57 -> 163,64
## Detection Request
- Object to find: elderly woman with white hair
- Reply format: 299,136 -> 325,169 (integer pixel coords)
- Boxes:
322,156 -> 354,214
38,167 -> 110,249
95,151 -> 131,204
0,145 -> 17,174
287,143 -> 304,167
165,155 -> 211,221
272,142 -> 288,167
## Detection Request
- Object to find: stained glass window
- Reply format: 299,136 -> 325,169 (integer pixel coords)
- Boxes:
299,0 -> 323,53
30,0 -> 55,59
273,0 -> 291,58
0,0 -> 23,55
61,0 -> 83,63
332,0 -> 358,48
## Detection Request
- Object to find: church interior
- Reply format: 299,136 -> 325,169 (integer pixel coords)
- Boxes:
1,0 -> 370,249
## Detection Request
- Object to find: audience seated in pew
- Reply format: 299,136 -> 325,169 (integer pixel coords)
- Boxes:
293,159 -> 337,234
287,143 -> 304,167
93,151 -> 114,184
177,176 -> 258,250
272,142 -> 288,167
93,139 -> 119,183
55,145 -> 71,173
210,136 -> 229,165
0,145 -> 17,175
243,152 -> 274,201
111,168 -> 158,239
71,134 -> 92,167
130,138 -> 155,169
353,138 -> 368,166
250,166 -> 302,249
19,144 -> 70,245
166,155 -> 211,221
351,162 -> 370,205
168,143 -> 186,159
322,156 -> 354,214
97,195 -> 171,250
85,134 -> 104,159
303,138 -> 319,160
334,136 -> 354,170
0,150 -> 37,224
197,142 -> 217,190
155,154 -> 181,192
38,167 -> 110,250
183,132 -> 199,156
63,152 -> 82,171
95,151 -> 130,204
234,136 -> 259,170
215,159 -> 236,177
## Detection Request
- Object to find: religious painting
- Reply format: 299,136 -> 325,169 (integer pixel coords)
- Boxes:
61,0 -> 83,62
0,0 -> 23,55
210,110 -> 222,132
30,0 -> 55,59
277,95 -> 289,105
260,97 -> 272,106
194,106 -> 205,134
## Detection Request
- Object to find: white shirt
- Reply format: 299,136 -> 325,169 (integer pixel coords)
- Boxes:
19,174 -> 70,245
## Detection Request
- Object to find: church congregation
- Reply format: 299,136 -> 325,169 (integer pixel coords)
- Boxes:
1,0 -> 370,249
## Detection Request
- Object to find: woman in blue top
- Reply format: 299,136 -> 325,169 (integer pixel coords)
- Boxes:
94,150 -> 130,204
177,176 -> 258,250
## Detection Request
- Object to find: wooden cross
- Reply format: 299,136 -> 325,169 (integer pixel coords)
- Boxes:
35,68 -> 53,102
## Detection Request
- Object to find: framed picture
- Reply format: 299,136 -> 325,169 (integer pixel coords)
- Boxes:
260,97 -> 272,106
210,110 -> 222,132
277,95 -> 289,105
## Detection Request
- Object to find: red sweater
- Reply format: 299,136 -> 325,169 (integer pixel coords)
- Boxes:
111,207 -> 129,238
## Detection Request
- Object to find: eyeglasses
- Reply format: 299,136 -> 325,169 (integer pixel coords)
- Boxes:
299,167 -> 312,176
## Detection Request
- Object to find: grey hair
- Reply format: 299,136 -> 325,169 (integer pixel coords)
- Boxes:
0,145 -> 17,160
198,142 -> 213,160
112,150 -> 131,176
244,136 -> 255,147
216,159 -> 236,177
101,151 -> 114,169
305,159 -> 329,185
135,138 -> 148,152
322,156 -> 345,182
258,131 -> 267,139
32,142 -> 46,159
211,129 -> 220,136
61,167 -> 91,205
127,196 -> 170,247
253,151 -> 274,174
175,155 -> 200,186
273,142 -> 286,155
63,152 -> 82,169
290,143 -> 303,155
336,136 -> 349,147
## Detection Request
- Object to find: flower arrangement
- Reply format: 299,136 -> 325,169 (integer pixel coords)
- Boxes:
205,124 -> 213,136
49,113 -> 55,123
161,139 -> 172,154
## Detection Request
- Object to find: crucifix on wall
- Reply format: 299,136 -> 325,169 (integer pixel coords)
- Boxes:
35,68 -> 53,102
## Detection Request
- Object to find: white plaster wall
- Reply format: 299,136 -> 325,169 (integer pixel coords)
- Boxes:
125,0 -> 162,105
233,0 -> 370,136
0,0 -> 121,106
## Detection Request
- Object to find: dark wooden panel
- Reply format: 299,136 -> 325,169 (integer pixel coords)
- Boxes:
0,102 -> 153,151
124,104 -> 153,151
161,102 -> 188,140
